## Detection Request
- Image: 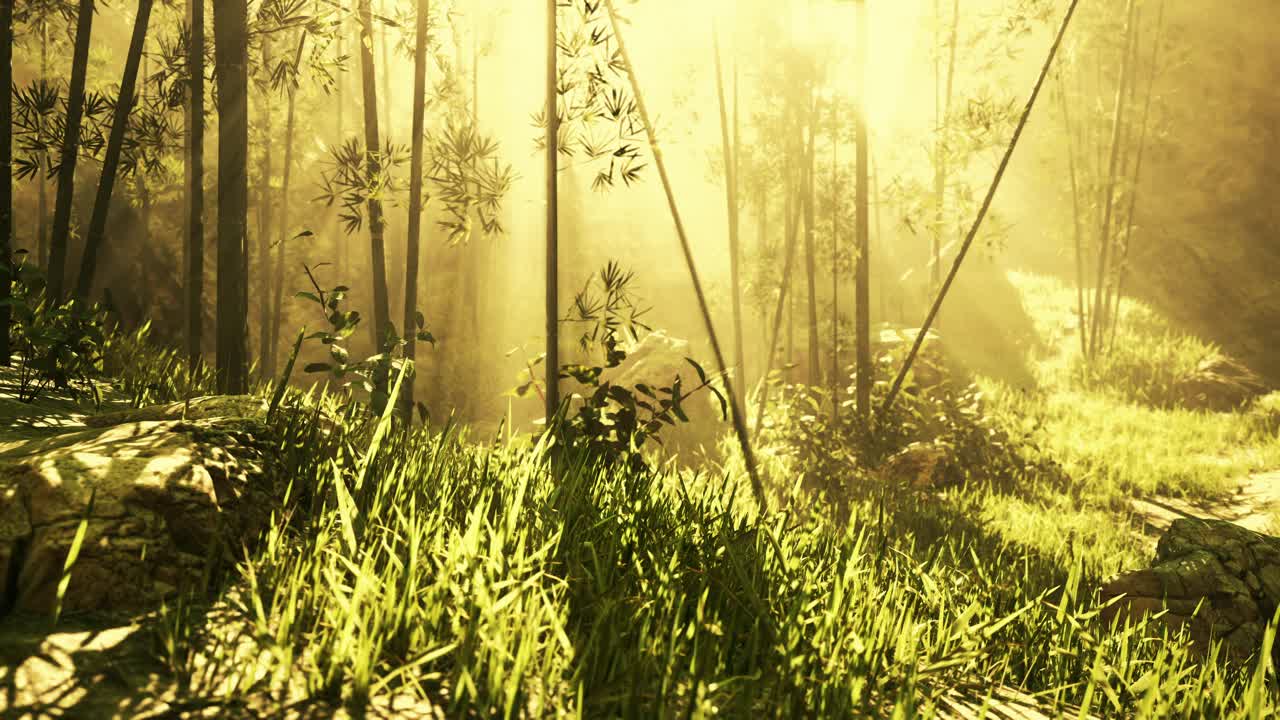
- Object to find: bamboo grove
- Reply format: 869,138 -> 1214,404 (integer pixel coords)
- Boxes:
0,0 -> 1166,444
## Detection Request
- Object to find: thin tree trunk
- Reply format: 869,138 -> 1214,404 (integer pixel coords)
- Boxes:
268,95 -> 295,374
803,89 -> 819,386
754,185 -> 767,392
185,0 -> 205,369
36,22 -> 48,271
212,0 -> 250,394
468,13 -> 482,336
1087,0 -> 1137,359
713,25 -> 744,409
854,0 -> 872,420
74,0 -> 156,300
782,153 -> 793,388
401,0 -> 429,416
1057,69 -> 1087,359
48,0 -> 95,302
753,180 -> 804,441
380,0 -> 392,139
1104,7 -> 1143,336
357,0 -> 392,384
873,151 -> 886,322
732,61 -> 743,393
335,20 -> 344,279
137,43 -> 151,285
1110,0 -> 1165,349
269,33 -> 306,375
544,0 -> 559,419
257,40 -> 273,375
0,0 -> 12,365
931,0 -> 959,294
787,272 -> 794,392
830,96 -> 840,421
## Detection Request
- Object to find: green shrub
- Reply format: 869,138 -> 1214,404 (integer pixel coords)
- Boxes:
4,260 -> 107,405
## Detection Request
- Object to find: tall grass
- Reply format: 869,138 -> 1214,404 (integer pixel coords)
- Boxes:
101,322 -> 219,407
148,384 -> 1280,718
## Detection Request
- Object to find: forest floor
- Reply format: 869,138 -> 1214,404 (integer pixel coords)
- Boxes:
1132,470 -> 1280,537
4,270 -> 1280,717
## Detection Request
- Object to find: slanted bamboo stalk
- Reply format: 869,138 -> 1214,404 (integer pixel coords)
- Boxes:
604,0 -> 765,511
881,0 -> 1082,418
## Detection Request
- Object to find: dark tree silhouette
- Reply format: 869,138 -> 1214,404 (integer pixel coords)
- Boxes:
74,0 -> 156,300
401,0 -> 429,414
0,0 -> 12,366
185,0 -> 205,369
544,0 -> 559,420
47,0 -> 94,302
213,0 -> 250,393
356,0 -> 392,407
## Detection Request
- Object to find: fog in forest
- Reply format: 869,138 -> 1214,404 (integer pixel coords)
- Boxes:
7,1 -> 1280,716
9,0 -> 1138,431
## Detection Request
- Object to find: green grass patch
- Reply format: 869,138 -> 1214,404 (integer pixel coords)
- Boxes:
999,272 -> 1280,501
156,396 -> 1279,717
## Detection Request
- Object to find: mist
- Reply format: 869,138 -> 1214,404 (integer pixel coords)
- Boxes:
6,1 -> 1280,716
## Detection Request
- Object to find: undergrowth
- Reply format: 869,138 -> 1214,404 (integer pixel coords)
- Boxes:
28,268 -> 1280,717
141,380 -> 1280,718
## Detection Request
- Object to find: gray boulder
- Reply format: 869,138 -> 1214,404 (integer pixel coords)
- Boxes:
1172,354 -> 1269,412
0,397 -> 280,616
1100,518 -> 1280,659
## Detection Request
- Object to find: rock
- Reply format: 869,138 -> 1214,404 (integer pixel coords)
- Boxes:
83,395 -> 266,428
603,331 -> 724,451
1171,354 -> 1269,412
0,400 -> 282,616
880,441 -> 962,492
873,328 -> 951,394
1100,518 -> 1280,659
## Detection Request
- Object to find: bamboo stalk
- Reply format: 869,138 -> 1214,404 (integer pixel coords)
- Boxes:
753,175 -> 805,443
1087,0 -> 1137,359
1109,0 -> 1165,350
1056,68 -> 1088,359
713,23 -> 745,410
880,0 -> 1083,418
604,0 -> 765,511
544,0 -> 559,422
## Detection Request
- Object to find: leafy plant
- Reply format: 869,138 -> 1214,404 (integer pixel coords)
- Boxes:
768,344 -> 1063,501
4,256 -> 107,405
295,264 -> 435,416
517,262 -> 728,467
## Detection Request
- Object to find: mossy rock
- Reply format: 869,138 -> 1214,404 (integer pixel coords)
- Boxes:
1102,518 -> 1280,661
0,397 -> 282,617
